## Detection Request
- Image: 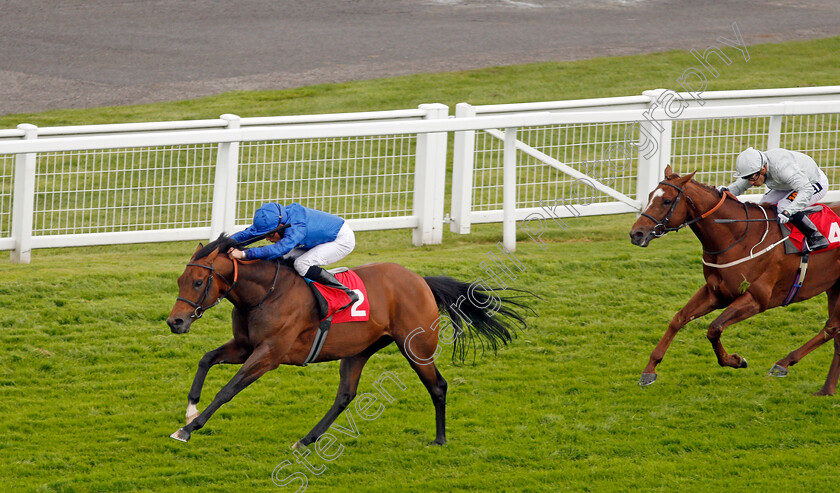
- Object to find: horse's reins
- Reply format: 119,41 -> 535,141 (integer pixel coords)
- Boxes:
177,223 -> 290,319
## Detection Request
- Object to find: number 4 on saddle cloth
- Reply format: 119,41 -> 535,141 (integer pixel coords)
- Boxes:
782,204 -> 840,254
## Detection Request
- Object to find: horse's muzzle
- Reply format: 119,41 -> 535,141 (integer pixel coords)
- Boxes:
629,228 -> 653,247
167,316 -> 191,334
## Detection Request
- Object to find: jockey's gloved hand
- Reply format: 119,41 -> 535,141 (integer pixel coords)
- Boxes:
717,186 -> 728,194
778,210 -> 791,224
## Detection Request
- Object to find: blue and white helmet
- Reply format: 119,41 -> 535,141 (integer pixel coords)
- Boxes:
734,147 -> 765,178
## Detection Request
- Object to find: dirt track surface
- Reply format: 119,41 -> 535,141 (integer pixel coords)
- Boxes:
1,0 -> 838,116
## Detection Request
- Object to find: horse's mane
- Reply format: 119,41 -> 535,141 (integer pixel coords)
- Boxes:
194,233 -> 239,260
687,177 -> 774,214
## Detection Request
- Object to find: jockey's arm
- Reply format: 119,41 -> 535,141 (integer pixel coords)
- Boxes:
725,177 -> 751,196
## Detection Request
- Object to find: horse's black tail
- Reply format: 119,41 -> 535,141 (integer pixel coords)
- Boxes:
422,276 -> 536,364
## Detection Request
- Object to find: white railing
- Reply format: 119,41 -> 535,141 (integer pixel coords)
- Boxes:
451,86 -> 840,249
0,105 -> 450,263
1,86 -> 838,262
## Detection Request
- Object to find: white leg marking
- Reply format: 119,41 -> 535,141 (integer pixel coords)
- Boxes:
186,403 -> 199,424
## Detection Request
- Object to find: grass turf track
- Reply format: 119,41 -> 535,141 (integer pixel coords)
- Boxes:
3,215 -> 840,492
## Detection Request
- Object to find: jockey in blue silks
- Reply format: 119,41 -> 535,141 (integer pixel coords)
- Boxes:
227,202 -> 358,308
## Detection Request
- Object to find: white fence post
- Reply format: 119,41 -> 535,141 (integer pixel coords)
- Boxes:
502,127 -> 518,252
413,103 -> 449,246
636,90 -> 672,208
451,102 -> 476,234
768,113 -> 783,149
210,114 -> 241,239
10,124 -> 38,264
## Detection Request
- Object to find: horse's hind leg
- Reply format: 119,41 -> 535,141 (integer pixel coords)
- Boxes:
771,284 -> 840,383
295,337 -> 393,449
770,326 -> 840,378
395,331 -> 447,445
815,336 -> 840,396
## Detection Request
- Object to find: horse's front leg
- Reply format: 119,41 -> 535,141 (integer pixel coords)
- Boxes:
706,291 -> 761,369
171,343 -> 280,442
185,338 -> 251,425
640,284 -> 722,386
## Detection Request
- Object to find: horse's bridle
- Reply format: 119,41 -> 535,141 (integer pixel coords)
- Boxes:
640,180 -> 732,238
176,257 -> 282,319
177,259 -> 239,320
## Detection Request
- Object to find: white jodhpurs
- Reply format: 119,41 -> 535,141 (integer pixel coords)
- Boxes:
761,170 -> 829,214
287,222 -> 356,276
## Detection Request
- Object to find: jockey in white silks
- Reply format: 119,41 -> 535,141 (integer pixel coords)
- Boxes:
721,147 -> 830,252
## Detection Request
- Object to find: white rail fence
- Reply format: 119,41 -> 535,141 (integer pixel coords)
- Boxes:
0,86 -> 838,262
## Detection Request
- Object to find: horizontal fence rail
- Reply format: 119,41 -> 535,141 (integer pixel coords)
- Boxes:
451,87 -> 840,250
0,87 -> 838,262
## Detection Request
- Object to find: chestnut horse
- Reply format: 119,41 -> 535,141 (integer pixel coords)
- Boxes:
629,165 -> 840,395
165,234 -> 530,445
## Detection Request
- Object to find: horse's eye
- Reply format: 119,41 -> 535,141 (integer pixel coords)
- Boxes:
194,280 -> 204,288
663,199 -> 673,205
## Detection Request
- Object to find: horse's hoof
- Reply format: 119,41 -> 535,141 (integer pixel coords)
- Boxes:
738,357 -> 748,369
639,373 -> 657,386
186,413 -> 199,425
768,364 -> 788,377
433,438 -> 447,446
170,428 -> 191,442
291,440 -> 304,450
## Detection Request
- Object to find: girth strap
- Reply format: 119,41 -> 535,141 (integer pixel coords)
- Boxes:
302,317 -> 332,366
782,253 -> 810,307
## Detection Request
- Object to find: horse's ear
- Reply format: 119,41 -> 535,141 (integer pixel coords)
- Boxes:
190,243 -> 204,260
205,247 -> 220,262
664,164 -> 673,177
677,170 -> 698,186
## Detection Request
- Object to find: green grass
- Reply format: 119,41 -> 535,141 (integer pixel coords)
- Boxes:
2,36 -> 840,492
3,217 -> 840,492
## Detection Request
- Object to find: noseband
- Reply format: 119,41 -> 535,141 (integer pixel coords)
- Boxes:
177,259 -> 239,319
640,181 -> 732,238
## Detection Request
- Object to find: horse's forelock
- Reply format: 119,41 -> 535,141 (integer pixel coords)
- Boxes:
194,233 -> 237,260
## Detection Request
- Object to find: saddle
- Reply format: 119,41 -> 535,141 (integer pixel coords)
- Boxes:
781,205 -> 840,254
301,268 -> 370,366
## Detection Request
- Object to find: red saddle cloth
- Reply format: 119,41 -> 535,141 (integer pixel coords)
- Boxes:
311,269 -> 370,323
785,204 -> 840,253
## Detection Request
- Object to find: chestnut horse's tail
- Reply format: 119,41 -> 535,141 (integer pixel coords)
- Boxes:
422,276 -> 533,364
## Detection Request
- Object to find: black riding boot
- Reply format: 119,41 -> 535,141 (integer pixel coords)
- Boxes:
790,211 -> 830,252
304,265 -> 359,312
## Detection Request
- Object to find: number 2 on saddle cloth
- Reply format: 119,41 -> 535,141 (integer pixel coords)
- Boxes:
307,269 -> 370,324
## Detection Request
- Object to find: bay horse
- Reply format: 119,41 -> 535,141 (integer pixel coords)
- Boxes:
165,234 -> 531,445
629,165 -> 840,395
